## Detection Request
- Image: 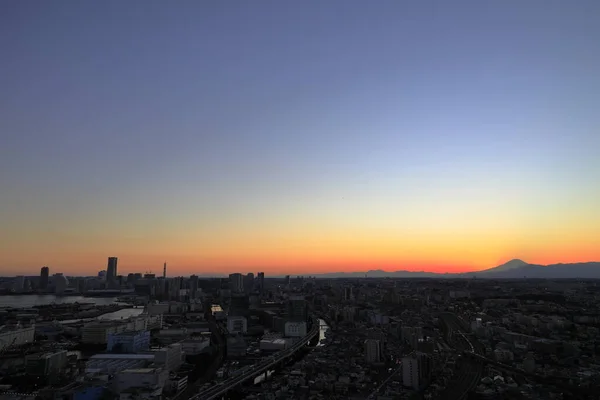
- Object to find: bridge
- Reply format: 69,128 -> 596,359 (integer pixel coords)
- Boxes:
189,316 -> 320,400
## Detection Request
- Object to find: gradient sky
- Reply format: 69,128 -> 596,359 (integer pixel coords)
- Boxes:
1,1 -> 600,277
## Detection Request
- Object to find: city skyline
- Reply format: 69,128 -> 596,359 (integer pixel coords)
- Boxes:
2,2 -> 600,277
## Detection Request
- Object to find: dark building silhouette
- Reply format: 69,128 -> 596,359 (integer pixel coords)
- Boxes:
107,257 -> 118,286
40,266 -> 49,290
244,273 -> 254,294
257,272 -> 265,293
287,295 -> 307,322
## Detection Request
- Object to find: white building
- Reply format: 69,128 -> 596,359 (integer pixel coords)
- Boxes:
364,339 -> 381,363
227,316 -> 247,334
284,321 -> 307,337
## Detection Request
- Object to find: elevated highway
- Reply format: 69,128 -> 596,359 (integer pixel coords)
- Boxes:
439,312 -> 483,400
189,316 -> 320,400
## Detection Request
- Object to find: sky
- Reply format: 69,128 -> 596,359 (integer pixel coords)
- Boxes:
1,1 -> 600,277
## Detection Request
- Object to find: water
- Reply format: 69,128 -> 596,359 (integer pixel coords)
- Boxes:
318,318 -> 330,346
0,295 -> 119,308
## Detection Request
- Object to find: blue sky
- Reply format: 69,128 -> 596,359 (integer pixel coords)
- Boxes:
1,1 -> 599,275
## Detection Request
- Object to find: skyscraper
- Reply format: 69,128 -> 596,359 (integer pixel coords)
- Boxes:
364,339 -> 382,363
107,257 -> 118,285
40,266 -> 49,290
229,273 -> 243,293
163,262 -> 167,279
244,273 -> 254,294
257,272 -> 265,293
190,275 -> 199,298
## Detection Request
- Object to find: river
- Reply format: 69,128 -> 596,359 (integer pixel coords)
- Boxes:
0,295 -> 121,308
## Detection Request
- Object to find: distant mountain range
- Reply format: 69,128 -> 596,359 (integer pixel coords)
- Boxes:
310,259 -> 600,279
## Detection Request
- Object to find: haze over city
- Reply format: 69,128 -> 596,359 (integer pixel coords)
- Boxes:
2,1 -> 600,277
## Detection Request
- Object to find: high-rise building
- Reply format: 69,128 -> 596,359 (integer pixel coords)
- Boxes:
257,272 -> 265,293
286,295 -> 307,322
229,273 -> 243,293
40,266 -> 49,290
107,257 -> 118,284
244,273 -> 254,294
163,262 -> 167,279
402,352 -> 431,390
189,275 -> 199,298
365,339 -> 382,363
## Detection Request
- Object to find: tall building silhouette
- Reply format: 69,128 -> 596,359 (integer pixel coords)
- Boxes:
229,273 -> 243,293
107,257 -> 118,285
244,273 -> 254,294
163,262 -> 167,279
40,266 -> 49,290
257,272 -> 265,293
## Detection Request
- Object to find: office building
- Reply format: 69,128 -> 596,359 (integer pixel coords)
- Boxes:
287,295 -> 307,322
115,368 -> 169,393
190,275 -> 199,298
154,343 -> 183,372
402,352 -> 432,390
26,350 -> 68,376
107,257 -> 118,285
365,339 -> 382,363
107,330 -> 150,353
53,274 -> 68,294
229,273 -> 244,293
284,321 -> 307,337
40,266 -> 49,290
244,273 -> 254,294
227,316 -> 247,334
257,272 -> 265,293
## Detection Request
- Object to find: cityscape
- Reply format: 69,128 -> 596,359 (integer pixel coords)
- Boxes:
0,257 -> 599,399
2,1 -> 600,400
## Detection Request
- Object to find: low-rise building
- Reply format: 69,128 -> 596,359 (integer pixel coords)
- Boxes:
107,330 -> 151,353
285,321 -> 307,337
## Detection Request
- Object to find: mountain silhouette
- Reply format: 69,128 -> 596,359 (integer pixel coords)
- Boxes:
308,260 -> 600,279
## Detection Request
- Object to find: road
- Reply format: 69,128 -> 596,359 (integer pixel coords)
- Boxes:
439,313 -> 483,400
189,317 -> 319,400
173,318 -> 225,400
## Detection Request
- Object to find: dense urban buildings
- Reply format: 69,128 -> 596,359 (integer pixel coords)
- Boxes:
1,262 -> 600,399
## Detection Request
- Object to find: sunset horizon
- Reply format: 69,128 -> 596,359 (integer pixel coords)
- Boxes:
2,255 -> 599,277
2,2 -> 599,279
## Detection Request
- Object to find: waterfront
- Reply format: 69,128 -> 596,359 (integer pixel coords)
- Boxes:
0,295 -> 120,308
